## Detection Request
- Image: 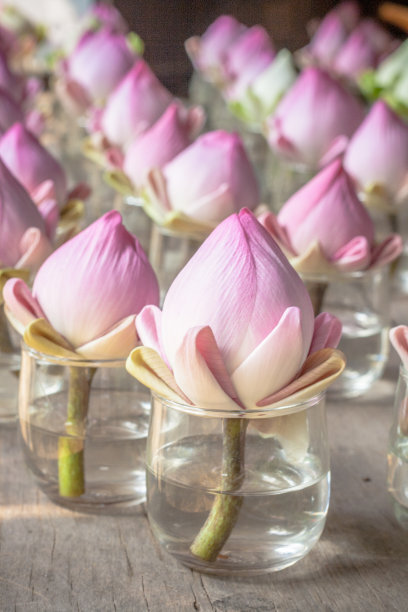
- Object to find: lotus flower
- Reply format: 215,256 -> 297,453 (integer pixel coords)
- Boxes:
100,59 -> 173,149
267,67 -> 364,168
127,208 -> 344,412
58,28 -> 138,111
185,15 -> 246,84
304,12 -> 349,68
0,159 -> 53,272
0,123 -> 68,207
3,211 -> 159,359
223,25 -> 275,99
123,102 -> 204,189
144,131 -> 259,230
227,49 -> 297,126
344,101 -> 408,209
259,159 -> 402,274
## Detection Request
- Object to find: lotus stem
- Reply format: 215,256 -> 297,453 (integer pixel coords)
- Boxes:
305,280 -> 328,316
58,366 -> 95,498
190,417 -> 247,562
0,306 -> 14,354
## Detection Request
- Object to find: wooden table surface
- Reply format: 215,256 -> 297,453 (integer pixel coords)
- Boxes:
1,350 -> 407,612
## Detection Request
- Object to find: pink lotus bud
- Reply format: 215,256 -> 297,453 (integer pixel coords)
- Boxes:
100,59 -> 173,149
0,123 -> 67,207
0,159 -> 53,271
87,2 -> 128,34
136,209 -> 341,410
223,25 -> 275,98
0,87 -> 24,134
4,211 -> 159,359
260,159 -> 402,272
64,29 -> 138,106
123,102 -> 204,188
185,15 -> 246,82
158,131 -> 259,224
344,101 -> 408,207
306,13 -> 349,67
267,67 -> 364,168
333,25 -> 380,79
335,1 -> 361,30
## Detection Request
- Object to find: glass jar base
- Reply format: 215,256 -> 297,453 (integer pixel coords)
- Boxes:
35,480 -> 146,514
148,517 -> 325,575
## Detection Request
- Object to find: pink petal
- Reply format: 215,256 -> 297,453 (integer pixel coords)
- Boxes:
31,180 -> 56,205
309,312 -> 342,354
172,326 -> 240,410
231,307 -> 307,409
257,211 -> 296,255
390,326 -> 408,370
332,236 -> 371,271
370,234 -> 403,268
68,182 -> 92,201
17,227 -> 53,271
136,304 -> 167,364
77,315 -> 138,360
3,278 -> 45,328
37,199 -> 59,240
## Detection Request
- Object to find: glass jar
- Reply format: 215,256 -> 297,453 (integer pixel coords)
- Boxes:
19,344 -> 151,513
388,366 -> 408,515
0,306 -> 21,423
146,392 -> 330,575
149,224 -> 202,299
303,266 -> 390,399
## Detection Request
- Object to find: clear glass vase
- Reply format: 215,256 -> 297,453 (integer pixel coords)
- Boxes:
146,392 -> 330,575
303,267 -> 390,399
388,366 -> 408,518
0,306 -> 21,423
19,344 -> 150,513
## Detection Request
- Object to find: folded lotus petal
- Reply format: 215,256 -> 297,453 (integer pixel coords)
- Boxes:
68,183 -> 91,201
172,182 -> 233,225
0,268 -> 29,306
17,227 -> 53,272
370,234 -> 403,268
173,326 -> 241,410
37,199 -> 59,240
136,304 -> 167,362
3,278 -> 45,329
105,147 -> 124,169
257,211 -> 296,255
162,209 -> 314,373
289,241 -> 335,275
257,348 -> 346,408
126,346 -> 191,403
390,326 -> 408,370
231,307 -> 307,409
30,180 -> 56,205
309,312 -> 342,354
331,236 -> 371,271
76,315 -> 138,359
251,412 -> 309,460
23,318 -> 78,359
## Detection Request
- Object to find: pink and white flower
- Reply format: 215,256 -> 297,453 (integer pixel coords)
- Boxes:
3,211 -> 159,359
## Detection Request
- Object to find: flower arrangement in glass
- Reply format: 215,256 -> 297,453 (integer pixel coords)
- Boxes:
0,159 -> 53,422
344,101 -> 408,296
0,122 -> 91,245
388,326 -> 408,517
3,211 -> 159,511
126,208 -> 345,574
265,67 -> 364,210
259,158 -> 402,398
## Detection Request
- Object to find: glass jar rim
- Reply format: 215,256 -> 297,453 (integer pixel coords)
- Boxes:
21,341 -> 126,368
151,389 -> 325,419
300,265 -> 386,283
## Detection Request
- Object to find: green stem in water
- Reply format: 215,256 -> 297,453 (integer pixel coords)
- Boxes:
58,366 -> 95,498
0,306 -> 14,354
190,418 -> 247,562
305,280 -> 328,317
